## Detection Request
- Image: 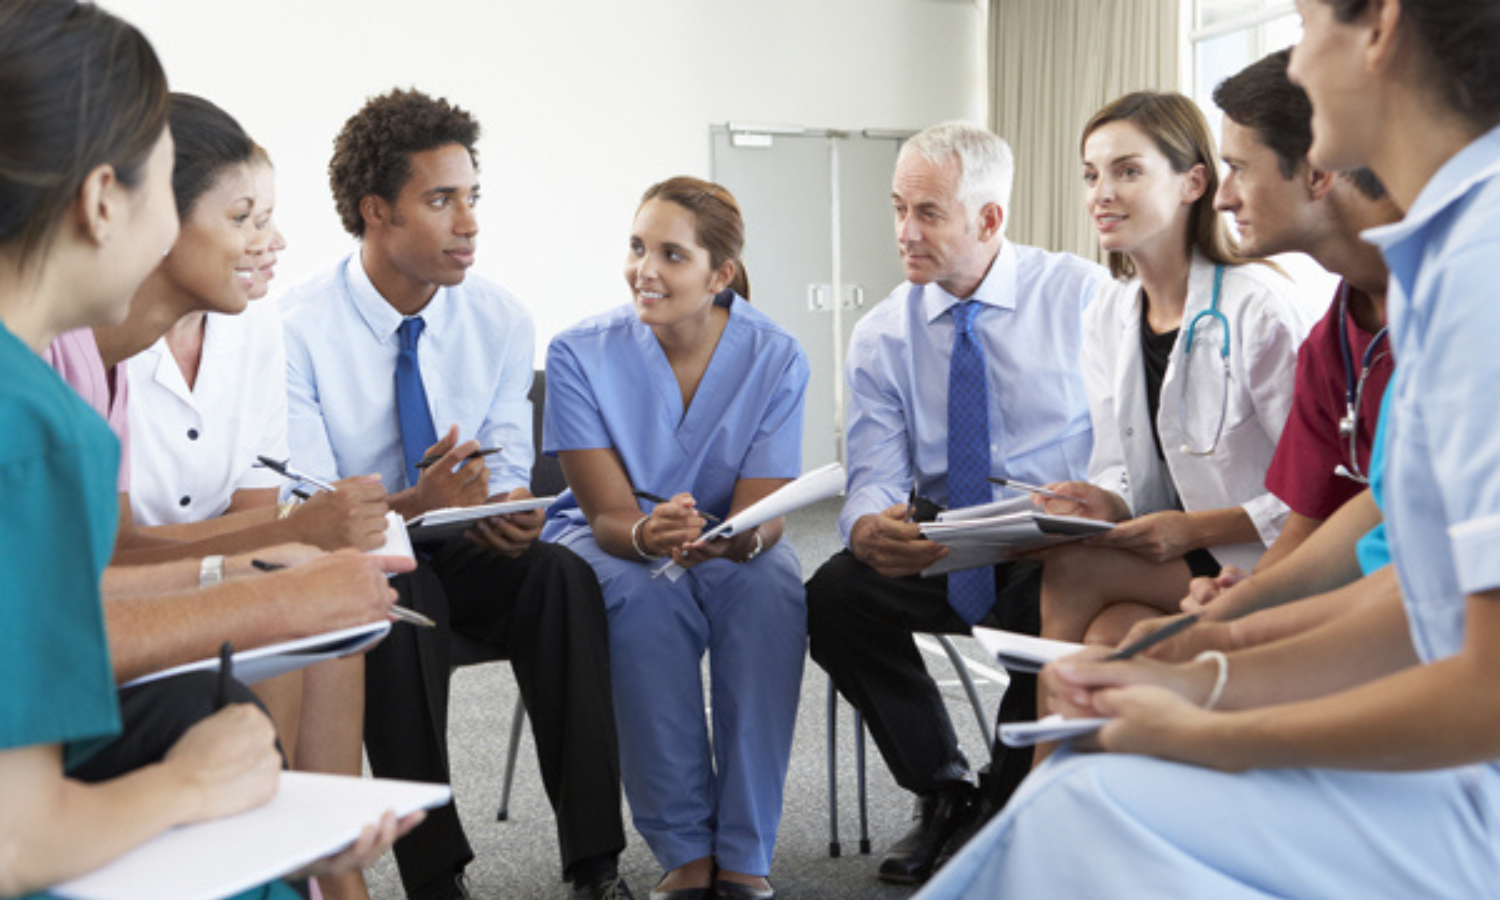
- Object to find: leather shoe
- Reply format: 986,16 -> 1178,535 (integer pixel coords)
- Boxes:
647,876 -> 708,900
712,879 -> 774,900
574,874 -> 636,900
934,792 -> 1001,871
877,784 -> 977,884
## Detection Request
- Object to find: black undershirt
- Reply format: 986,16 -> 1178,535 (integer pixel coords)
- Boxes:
1139,298 -> 1179,464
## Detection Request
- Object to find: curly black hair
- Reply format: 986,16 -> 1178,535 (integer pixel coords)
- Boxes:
328,88 -> 480,238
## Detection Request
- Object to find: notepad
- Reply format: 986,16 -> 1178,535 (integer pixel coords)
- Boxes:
971,627 -> 1085,674
999,714 -> 1109,747
654,463 -> 845,581
122,622 -> 392,689
407,496 -> 556,543
919,510 -> 1113,576
51,772 -> 451,900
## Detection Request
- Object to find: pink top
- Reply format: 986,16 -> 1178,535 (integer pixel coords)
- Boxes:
43,328 -> 131,493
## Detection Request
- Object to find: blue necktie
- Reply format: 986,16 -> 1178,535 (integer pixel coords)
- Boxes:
396,316 -> 439,489
946,301 -> 997,624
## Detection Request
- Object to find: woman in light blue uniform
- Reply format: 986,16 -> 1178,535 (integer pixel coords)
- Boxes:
543,177 -> 808,900
917,1 -> 1500,897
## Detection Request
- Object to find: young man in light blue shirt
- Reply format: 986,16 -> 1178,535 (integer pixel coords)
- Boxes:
279,89 -> 631,900
806,121 -> 1108,885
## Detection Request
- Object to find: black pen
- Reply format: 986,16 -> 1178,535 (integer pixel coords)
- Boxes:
905,485 -> 918,523
1105,613 -> 1200,661
216,641 -> 234,709
632,490 -> 723,524
415,446 -> 504,471
251,558 -> 285,573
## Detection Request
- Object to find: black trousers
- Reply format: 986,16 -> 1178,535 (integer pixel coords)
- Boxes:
807,551 -> 1041,807
364,537 -> 624,895
69,672 -> 265,781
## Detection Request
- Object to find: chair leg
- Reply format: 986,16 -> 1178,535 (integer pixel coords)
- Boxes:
826,676 -> 841,857
935,634 -> 995,762
854,707 -> 870,854
496,695 -> 526,822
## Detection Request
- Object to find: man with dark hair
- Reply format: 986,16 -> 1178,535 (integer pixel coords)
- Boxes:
280,88 -> 632,900
1208,48 -> 1401,575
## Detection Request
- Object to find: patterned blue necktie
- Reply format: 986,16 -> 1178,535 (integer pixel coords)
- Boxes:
396,316 -> 439,489
946,301 -> 997,624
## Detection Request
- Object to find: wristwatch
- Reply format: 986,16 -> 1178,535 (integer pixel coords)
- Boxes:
199,554 -> 226,587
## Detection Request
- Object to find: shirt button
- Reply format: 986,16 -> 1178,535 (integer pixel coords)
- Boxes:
1124,427 -> 1134,437
179,496 -> 191,507
187,428 -> 199,440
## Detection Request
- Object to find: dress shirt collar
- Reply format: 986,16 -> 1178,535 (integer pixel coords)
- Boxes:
920,239 -> 1018,324
1360,124 -> 1500,253
343,251 -> 454,344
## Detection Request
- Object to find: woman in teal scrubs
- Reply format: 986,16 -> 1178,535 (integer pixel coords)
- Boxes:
0,3 -> 400,897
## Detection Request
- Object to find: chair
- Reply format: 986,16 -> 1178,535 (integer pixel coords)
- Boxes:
447,371 -> 567,821
825,634 -> 994,857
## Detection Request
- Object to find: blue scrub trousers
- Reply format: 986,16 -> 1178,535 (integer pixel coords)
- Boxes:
917,748 -> 1500,899
560,532 -> 807,876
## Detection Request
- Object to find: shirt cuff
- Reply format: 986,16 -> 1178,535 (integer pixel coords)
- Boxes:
1450,513 -> 1500,593
1242,492 -> 1290,547
839,484 -> 902,547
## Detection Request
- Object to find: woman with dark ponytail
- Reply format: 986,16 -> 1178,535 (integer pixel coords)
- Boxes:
542,177 -> 808,900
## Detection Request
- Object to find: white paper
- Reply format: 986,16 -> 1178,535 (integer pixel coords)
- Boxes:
122,622 -> 392,689
998,714 -> 1110,748
654,463 -> 845,581
934,495 -> 1033,523
919,511 -> 1113,576
971,627 -> 1085,674
407,496 -> 556,543
371,510 -> 414,561
52,772 -> 451,900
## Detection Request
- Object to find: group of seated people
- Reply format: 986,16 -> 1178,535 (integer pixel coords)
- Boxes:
3,0 -> 1498,899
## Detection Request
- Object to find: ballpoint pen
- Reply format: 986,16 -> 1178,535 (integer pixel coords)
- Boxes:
255,455 -> 338,493
415,446 -> 504,471
252,559 -> 434,627
1105,613 -> 1200,661
988,476 -> 1087,506
632,490 -> 723,524
216,641 -> 234,710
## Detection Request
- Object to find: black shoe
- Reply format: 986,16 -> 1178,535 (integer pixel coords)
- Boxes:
934,792 -> 1001,871
574,874 -> 636,900
713,879 -> 774,900
410,871 -> 474,900
647,875 -> 708,900
877,783 -> 977,885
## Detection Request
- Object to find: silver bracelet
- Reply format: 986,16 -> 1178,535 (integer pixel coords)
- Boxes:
1195,650 -> 1229,710
630,516 -> 660,560
741,529 -> 764,563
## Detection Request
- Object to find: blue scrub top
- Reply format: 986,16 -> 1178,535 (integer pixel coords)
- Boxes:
541,294 -> 808,540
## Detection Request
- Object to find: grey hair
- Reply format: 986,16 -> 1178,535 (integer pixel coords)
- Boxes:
898,121 -> 1014,231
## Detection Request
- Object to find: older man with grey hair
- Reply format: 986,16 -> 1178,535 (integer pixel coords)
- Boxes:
806,121 -> 1108,885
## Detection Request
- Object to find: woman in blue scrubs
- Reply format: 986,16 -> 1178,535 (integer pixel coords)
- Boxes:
916,1 -> 1500,897
543,177 -> 809,900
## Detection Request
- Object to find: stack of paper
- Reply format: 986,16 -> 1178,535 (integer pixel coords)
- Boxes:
919,511 -> 1113,576
52,772 -> 451,900
971,627 -> 1085,674
407,496 -> 556,543
998,714 -> 1109,748
123,622 -> 393,689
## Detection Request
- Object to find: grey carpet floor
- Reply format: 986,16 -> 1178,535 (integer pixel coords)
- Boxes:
363,498 -> 1012,900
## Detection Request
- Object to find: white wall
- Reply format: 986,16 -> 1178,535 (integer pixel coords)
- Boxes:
115,0 -> 986,354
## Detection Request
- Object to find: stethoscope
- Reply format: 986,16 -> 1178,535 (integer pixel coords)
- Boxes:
1178,265 -> 1229,457
1333,282 -> 1390,483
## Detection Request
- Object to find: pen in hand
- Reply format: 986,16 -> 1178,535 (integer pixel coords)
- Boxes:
905,485 -> 918,523
1105,613 -> 1200,661
632,490 -> 723,524
415,446 -> 503,471
250,559 -> 436,628
255,455 -> 337,493
216,641 -> 234,710
988,476 -> 1087,506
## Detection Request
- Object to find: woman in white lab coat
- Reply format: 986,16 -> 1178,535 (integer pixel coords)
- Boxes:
1035,91 -> 1308,649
